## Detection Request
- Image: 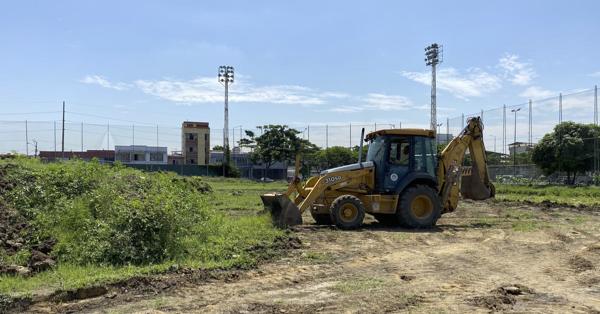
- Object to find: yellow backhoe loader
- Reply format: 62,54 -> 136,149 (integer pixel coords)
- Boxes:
261,116 -> 495,229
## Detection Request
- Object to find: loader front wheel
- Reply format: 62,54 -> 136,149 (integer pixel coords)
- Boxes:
330,195 -> 365,230
396,184 -> 441,229
310,211 -> 333,225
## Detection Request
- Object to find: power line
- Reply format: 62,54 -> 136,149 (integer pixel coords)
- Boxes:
0,111 -> 62,116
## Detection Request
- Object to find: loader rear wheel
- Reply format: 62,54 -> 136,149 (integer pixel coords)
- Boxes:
330,195 -> 365,230
396,184 -> 441,229
310,211 -> 333,225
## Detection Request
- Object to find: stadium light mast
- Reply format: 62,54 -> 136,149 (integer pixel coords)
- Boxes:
425,43 -> 443,130
219,66 -> 234,175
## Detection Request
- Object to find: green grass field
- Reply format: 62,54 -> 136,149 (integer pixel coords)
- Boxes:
494,184 -> 600,206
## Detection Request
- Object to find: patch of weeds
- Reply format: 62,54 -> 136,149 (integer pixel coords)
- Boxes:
503,210 -> 534,219
571,217 -> 589,224
550,212 -> 568,217
229,190 -> 243,196
473,216 -> 501,228
511,220 -> 553,232
0,250 -> 30,265
464,249 -> 477,254
302,252 -> 334,264
515,284 -> 532,293
153,297 -> 166,308
330,276 -> 385,293
395,233 -> 412,241
273,299 -> 285,305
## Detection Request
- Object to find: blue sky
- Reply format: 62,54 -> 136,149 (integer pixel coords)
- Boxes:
1,1 -> 599,154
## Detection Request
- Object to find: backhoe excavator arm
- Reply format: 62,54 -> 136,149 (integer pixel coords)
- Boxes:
437,117 -> 495,213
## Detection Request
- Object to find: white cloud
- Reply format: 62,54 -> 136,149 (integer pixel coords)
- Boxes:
80,75 -> 130,91
134,77 -> 325,105
84,75 -> 416,113
362,93 -> 412,110
330,106 -> 365,113
588,71 -> 600,77
401,68 -> 502,100
519,86 -> 556,99
497,54 -> 537,86
321,92 -> 351,99
327,94 -> 413,112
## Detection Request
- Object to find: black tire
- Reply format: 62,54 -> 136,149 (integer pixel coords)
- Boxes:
329,195 -> 366,230
395,184 -> 441,229
373,213 -> 397,226
310,211 -> 333,225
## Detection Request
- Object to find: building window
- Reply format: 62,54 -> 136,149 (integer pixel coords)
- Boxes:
150,153 -> 163,161
188,146 -> 197,152
118,153 -> 130,162
133,154 -> 146,161
187,159 -> 196,165
204,134 -> 208,141
205,146 -> 209,153
186,133 -> 198,140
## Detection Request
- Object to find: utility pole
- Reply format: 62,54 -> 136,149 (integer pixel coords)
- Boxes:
446,118 -> 449,145
503,105 -> 506,156
595,85 -> 598,173
218,66 -> 234,176
425,43 -> 443,130
25,120 -> 28,156
490,135 -> 496,152
32,140 -> 38,158
62,101 -> 65,159
511,108 -> 521,176
436,123 -> 442,144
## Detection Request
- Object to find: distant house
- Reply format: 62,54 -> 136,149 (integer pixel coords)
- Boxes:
508,142 -> 535,155
167,151 -> 184,165
181,121 -> 210,165
210,149 -> 287,180
39,150 -> 115,162
115,145 -> 167,164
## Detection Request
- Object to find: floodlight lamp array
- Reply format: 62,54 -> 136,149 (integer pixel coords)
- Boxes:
218,66 -> 234,85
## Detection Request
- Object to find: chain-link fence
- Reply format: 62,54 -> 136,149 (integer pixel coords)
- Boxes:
2,87 -> 598,173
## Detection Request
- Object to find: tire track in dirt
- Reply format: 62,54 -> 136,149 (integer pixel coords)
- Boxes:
20,201 -> 600,314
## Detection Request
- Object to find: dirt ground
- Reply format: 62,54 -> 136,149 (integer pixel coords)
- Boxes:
21,199 -> 600,314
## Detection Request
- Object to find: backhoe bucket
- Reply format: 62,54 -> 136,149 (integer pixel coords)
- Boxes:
460,168 -> 493,200
261,193 -> 303,228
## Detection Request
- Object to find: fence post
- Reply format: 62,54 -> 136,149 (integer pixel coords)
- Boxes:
595,85 -> 598,173
446,117 -> 449,144
503,105 -> 506,156
25,120 -> 28,156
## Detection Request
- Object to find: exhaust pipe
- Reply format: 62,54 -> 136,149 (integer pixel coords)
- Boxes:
358,128 -> 365,167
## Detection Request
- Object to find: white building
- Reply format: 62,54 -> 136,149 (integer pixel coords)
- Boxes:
115,145 -> 168,164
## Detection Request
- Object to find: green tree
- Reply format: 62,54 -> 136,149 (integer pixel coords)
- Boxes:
532,121 -> 599,184
245,125 -> 315,179
212,145 -> 225,151
310,146 -> 354,172
351,144 -> 369,162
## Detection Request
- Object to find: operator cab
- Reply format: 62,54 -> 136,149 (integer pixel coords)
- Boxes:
365,129 -> 438,193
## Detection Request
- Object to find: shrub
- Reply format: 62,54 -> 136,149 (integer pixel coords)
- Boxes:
3,159 -> 214,266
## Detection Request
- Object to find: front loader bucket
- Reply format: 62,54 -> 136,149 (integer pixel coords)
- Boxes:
460,168 -> 494,200
260,193 -> 303,228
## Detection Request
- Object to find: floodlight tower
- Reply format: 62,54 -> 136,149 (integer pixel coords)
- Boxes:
425,43 -> 443,130
219,66 -> 234,174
